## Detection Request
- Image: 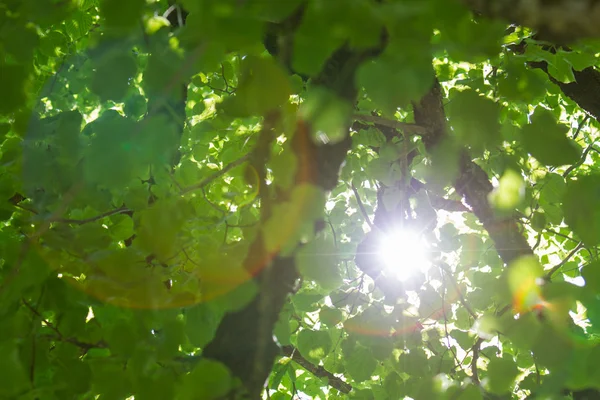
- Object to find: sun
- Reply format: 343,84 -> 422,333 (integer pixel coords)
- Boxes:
378,230 -> 431,281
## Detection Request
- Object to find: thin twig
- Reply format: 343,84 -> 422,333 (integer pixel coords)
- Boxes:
180,154 -> 251,195
440,268 -> 462,368
22,299 -> 62,337
439,263 -> 478,320
350,183 -> 374,228
563,140 -> 599,177
545,228 -> 579,244
353,114 -> 429,136
532,231 -> 543,251
545,242 -> 584,280
571,114 -> 590,141
327,219 -> 338,250
23,299 -> 106,351
53,206 -> 131,225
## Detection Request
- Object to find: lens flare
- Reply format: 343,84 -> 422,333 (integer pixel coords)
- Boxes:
378,230 -> 431,281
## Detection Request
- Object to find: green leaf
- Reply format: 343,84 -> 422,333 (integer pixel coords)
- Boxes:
486,357 -> 519,395
184,302 -> 222,348
291,3 -> 343,76
562,50 -> 597,71
296,329 -> 332,364
106,319 -> 138,357
582,261 -> 600,292
446,89 -> 501,152
319,306 -> 343,327
0,64 -> 28,114
357,55 -> 434,114
0,341 -> 30,397
521,108 -> 581,167
397,348 -> 429,376
383,371 -> 405,399
124,93 -> 148,118
531,211 -> 547,231
497,61 -> 548,103
291,290 -> 324,313
109,214 -> 134,241
133,370 -> 176,400
54,359 -> 92,395
547,56 -> 576,83
274,304 -> 294,346
450,329 -> 475,351
179,359 -> 232,399
227,56 -> 291,117
138,198 -> 190,261
101,0 -> 145,32
563,174 -> 600,246
345,344 -> 377,382
142,46 -> 187,101
39,30 -> 68,57
503,312 -> 542,351
66,11 -> 94,39
531,325 -> 573,370
90,359 -> 132,398
83,113 -> 140,187
456,384 -> 483,400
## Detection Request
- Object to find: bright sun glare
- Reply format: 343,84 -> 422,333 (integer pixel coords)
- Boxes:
378,230 -> 431,281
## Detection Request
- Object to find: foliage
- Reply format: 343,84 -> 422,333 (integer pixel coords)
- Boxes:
2,0 -> 600,399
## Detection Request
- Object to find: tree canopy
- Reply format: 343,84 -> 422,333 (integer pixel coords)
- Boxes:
3,0 -> 600,399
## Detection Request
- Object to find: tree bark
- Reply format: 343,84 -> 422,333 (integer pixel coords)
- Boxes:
464,0 -> 600,43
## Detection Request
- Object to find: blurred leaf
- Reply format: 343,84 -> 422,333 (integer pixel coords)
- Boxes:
563,174 -> 600,246
296,234 -> 341,291
488,169 -> 525,210
507,255 -> 544,313
447,89 -> 501,152
521,108 -> 581,167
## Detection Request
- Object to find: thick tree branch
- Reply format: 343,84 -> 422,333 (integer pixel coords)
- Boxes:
529,61 -> 600,123
470,337 -> 484,384
202,21 -> 387,397
413,79 -> 533,265
464,0 -> 600,43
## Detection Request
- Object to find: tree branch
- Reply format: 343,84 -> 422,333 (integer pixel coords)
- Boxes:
353,113 -> 428,136
202,29 -> 387,397
22,299 -> 106,351
281,346 -> 353,394
439,262 -> 478,320
470,337 -> 484,385
52,206 -> 131,225
544,242 -> 584,280
463,0 -> 600,43
180,153 -> 251,195
351,182 -> 374,229
413,79 -> 533,265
